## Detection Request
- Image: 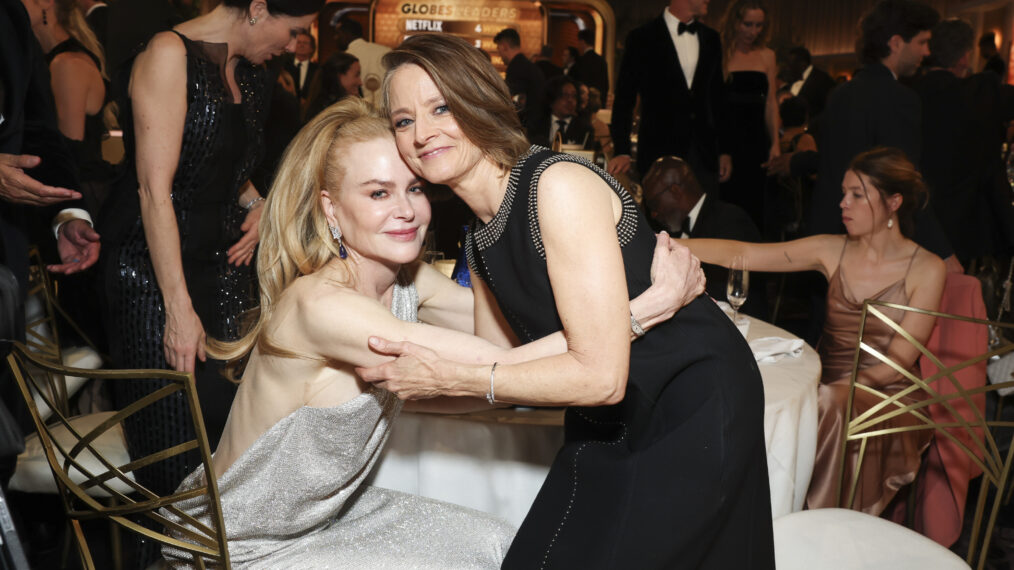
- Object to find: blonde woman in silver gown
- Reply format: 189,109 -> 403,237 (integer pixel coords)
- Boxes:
161,98 -> 700,568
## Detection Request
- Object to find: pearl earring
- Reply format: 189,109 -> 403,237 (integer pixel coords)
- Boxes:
887,218 -> 894,229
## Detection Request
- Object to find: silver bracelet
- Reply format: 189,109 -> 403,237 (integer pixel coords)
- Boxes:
486,362 -> 498,406
630,312 -> 646,338
242,196 -> 265,210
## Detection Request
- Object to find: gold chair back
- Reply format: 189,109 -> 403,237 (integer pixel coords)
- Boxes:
838,300 -> 1014,570
6,343 -> 230,569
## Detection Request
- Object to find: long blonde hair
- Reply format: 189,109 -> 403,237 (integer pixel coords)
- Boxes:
55,0 -> 106,78
207,98 -> 393,376
719,0 -> 769,80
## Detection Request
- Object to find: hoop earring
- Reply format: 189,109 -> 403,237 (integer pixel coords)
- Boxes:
42,9 -> 47,25
329,225 -> 348,259
249,17 -> 257,25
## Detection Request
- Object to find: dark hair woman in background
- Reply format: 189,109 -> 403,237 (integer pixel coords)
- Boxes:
302,50 -> 362,123
98,0 -> 322,530
684,147 -> 946,515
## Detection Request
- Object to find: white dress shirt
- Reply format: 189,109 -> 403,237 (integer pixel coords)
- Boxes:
790,65 -> 812,96
663,8 -> 700,89
681,193 -> 706,238
548,114 -> 571,143
297,59 -> 309,91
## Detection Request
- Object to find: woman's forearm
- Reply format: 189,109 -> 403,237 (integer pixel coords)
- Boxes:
139,187 -> 191,311
237,179 -> 261,206
682,238 -> 747,268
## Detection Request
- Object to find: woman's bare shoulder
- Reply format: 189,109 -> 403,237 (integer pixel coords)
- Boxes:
141,30 -> 186,59
279,272 -> 366,319
539,160 -> 612,197
911,246 -> 946,282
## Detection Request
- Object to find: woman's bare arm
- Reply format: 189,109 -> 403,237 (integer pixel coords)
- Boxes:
682,234 -> 843,279
356,163 -> 645,407
131,32 -> 206,372
853,251 -> 946,388
414,232 -> 703,341
50,53 -> 100,140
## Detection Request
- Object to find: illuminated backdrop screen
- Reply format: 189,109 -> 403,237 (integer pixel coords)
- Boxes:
373,0 -> 545,70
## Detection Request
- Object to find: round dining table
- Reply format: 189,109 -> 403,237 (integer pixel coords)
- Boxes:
369,314 -> 821,526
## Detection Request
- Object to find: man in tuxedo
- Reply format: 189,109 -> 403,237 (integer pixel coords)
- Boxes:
571,29 -> 609,99
494,27 -> 545,135
284,31 -> 318,101
643,156 -> 766,318
530,76 -> 593,149
979,32 -> 1006,78
772,0 -> 948,255
787,46 -> 835,122
1,0 -> 101,486
915,19 -> 1014,264
534,45 -> 562,80
608,0 -> 731,197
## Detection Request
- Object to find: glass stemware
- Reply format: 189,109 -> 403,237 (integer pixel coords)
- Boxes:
727,256 -> 749,323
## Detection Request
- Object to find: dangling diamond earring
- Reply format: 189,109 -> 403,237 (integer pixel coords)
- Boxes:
329,225 -> 348,259
887,218 -> 894,229
42,9 -> 48,25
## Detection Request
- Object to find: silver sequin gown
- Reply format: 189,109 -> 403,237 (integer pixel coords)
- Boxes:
163,283 -> 515,568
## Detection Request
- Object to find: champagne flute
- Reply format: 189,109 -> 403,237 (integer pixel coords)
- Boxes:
727,256 -> 749,323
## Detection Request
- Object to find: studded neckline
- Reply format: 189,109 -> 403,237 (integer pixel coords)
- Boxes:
470,145 -> 640,259
470,145 -> 540,249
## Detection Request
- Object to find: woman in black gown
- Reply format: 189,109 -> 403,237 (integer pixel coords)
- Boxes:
30,0 -> 113,214
99,0 -> 321,501
360,34 -> 774,569
718,0 -> 780,236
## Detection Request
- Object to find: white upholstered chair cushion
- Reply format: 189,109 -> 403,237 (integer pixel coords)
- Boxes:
9,411 -> 135,497
773,508 -> 969,569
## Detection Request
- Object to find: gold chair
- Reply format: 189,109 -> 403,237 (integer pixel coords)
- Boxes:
22,249 -> 104,420
838,299 -> 1014,570
6,343 -> 230,569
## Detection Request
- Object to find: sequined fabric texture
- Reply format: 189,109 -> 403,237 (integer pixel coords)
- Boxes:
162,283 -> 515,568
101,31 -> 268,497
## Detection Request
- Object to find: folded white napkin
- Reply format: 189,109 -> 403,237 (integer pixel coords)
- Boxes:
750,336 -> 804,363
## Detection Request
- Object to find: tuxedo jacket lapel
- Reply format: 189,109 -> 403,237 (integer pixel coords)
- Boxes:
654,17 -> 691,97
691,29 -> 716,94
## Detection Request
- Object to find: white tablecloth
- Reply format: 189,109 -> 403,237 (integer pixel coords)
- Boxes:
370,316 -> 820,526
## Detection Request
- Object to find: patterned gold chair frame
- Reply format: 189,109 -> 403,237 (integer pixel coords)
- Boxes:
22,248 -> 104,420
838,300 -> 1014,570
6,343 -> 230,569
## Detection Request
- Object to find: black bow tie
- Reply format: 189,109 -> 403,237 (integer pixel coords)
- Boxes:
678,21 -> 698,35
680,215 -> 693,235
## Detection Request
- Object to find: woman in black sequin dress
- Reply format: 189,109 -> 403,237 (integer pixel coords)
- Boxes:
98,0 -> 321,500
361,35 -> 774,569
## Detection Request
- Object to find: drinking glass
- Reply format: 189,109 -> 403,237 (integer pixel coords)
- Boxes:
727,256 -> 749,323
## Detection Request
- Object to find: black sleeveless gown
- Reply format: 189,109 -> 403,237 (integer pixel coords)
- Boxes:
99,31 -> 267,497
45,37 -> 114,212
466,146 -> 774,569
720,70 -> 770,235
